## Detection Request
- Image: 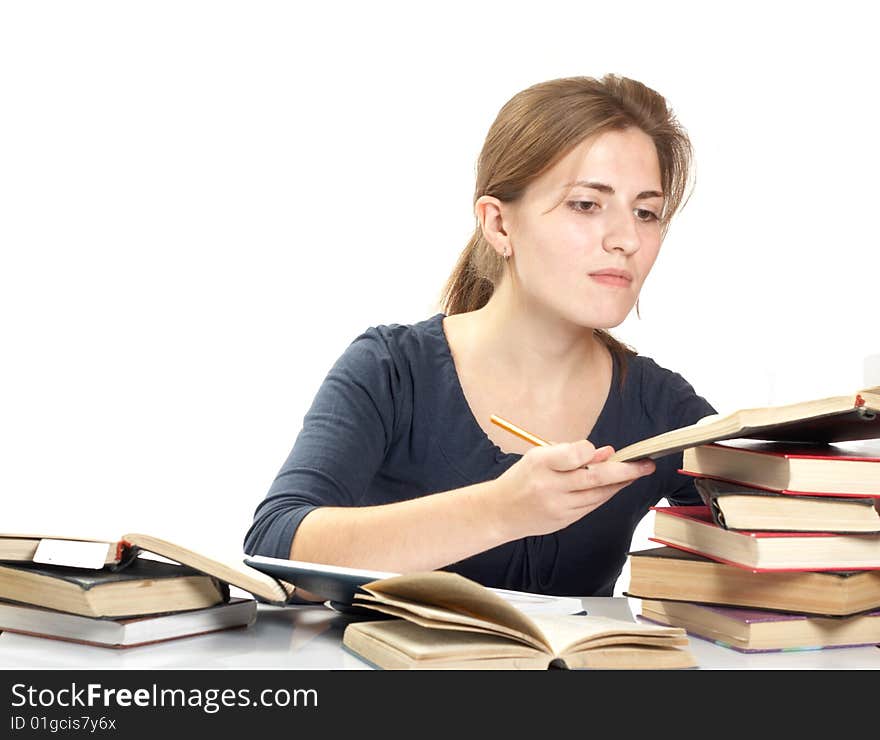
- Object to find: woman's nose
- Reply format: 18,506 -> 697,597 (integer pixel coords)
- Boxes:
601,207 -> 640,254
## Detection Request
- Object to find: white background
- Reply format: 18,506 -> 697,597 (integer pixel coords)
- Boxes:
1,1 -> 878,595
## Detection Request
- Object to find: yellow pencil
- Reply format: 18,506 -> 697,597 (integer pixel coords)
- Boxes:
489,414 -> 551,448
490,414 -> 602,471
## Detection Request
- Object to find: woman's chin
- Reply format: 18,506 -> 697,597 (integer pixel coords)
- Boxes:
576,310 -> 630,331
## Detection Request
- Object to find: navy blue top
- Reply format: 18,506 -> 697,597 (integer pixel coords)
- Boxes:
244,313 -> 716,597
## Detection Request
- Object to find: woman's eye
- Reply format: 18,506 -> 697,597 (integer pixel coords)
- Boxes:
568,201 -> 659,222
635,208 -> 659,222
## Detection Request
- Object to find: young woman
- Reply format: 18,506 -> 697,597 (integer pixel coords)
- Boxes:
244,74 -> 715,597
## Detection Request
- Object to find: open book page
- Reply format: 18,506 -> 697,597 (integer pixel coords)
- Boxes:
527,613 -> 689,657
354,594 -> 548,652
359,572 -> 552,650
123,534 -> 292,604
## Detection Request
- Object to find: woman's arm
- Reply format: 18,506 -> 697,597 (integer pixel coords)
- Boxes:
291,442 -> 650,572
289,478 -> 507,572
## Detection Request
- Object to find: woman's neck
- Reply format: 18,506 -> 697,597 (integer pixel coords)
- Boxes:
455,279 -> 607,403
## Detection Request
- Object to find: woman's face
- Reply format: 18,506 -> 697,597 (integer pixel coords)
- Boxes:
499,126 -> 664,330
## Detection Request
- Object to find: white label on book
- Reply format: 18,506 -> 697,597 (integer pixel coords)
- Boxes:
34,539 -> 110,569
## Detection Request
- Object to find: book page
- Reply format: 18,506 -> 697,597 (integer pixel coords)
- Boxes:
360,572 -> 551,649
34,539 -> 116,569
353,596 -> 548,652
529,613 -> 688,656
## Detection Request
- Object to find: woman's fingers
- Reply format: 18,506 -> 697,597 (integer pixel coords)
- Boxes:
588,445 -> 615,464
567,482 -> 632,512
545,439 -> 597,472
569,474 -> 650,507
564,457 -> 655,492
543,441 -> 618,470
541,441 -> 630,476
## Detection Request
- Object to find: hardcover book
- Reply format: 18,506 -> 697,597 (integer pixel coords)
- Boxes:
639,598 -> 880,653
609,386 -> 880,462
650,505 -> 880,572
0,558 -> 228,618
693,477 -> 880,533
342,570 -> 696,670
626,546 -> 880,617
681,440 -> 880,496
0,597 -> 257,648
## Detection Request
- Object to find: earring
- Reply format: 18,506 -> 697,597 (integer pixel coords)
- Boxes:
503,248 -> 510,261
635,298 -> 641,320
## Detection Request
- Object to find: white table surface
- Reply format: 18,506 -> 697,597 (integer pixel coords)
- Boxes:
2,597 -> 880,670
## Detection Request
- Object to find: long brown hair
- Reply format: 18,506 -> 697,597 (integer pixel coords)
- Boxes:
438,74 -> 695,374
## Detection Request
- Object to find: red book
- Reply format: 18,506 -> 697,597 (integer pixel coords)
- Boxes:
680,440 -> 880,496
650,505 -> 880,572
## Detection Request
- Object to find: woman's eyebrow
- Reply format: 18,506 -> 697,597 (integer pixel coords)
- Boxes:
565,180 -> 664,199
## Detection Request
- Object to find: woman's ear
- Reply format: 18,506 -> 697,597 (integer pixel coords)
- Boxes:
475,195 -> 514,258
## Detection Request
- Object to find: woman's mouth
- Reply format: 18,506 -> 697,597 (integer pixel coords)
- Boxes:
589,269 -> 633,287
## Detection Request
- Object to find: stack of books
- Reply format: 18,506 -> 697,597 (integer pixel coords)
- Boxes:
628,440 -> 880,652
0,533 -> 295,649
619,387 -> 880,653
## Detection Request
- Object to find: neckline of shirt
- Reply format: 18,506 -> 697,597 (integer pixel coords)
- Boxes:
425,312 -> 618,476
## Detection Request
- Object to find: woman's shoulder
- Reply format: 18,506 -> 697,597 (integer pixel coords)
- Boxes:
347,312 -> 446,357
621,352 -> 715,422
333,312 -> 448,380
625,353 -> 696,391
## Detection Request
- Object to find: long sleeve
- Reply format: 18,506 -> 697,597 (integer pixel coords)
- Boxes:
243,328 -> 400,559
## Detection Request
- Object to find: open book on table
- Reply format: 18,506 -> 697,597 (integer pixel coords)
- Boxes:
340,570 -> 696,670
609,386 -> 880,462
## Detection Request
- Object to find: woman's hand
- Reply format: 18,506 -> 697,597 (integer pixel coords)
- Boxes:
489,439 -> 656,541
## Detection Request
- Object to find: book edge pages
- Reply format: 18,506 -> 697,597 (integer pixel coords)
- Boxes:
342,620 -> 549,670
626,548 -> 880,616
0,598 -> 257,648
639,599 -> 880,652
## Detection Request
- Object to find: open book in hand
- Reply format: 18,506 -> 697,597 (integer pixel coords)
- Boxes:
609,386 -> 880,462
341,570 -> 696,670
